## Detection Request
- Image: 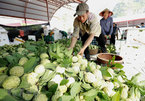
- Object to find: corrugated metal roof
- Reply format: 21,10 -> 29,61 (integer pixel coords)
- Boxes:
0,0 -> 87,23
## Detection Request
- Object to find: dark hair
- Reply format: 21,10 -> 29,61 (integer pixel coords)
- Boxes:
86,10 -> 89,13
141,22 -> 144,25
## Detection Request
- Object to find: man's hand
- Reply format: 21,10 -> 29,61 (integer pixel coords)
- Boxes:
104,35 -> 107,39
108,35 -> 111,38
78,48 -> 85,56
68,47 -> 72,50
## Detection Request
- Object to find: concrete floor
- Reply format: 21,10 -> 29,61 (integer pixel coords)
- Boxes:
116,40 -> 145,79
90,40 -> 145,79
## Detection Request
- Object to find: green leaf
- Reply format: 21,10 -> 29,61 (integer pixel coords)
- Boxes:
64,49 -> 73,57
85,96 -> 96,101
114,63 -> 123,69
58,95 -> 73,101
79,71 -> 84,81
60,79 -> 69,86
44,63 -> 57,70
81,83 -> 92,91
108,59 -> 112,66
100,67 -> 111,77
0,58 -> 8,67
48,83 -> 58,94
112,56 -> 115,64
56,43 -> 61,57
113,77 -> 122,86
12,52 -> 23,59
97,91 -> 110,100
84,89 -> 99,101
117,70 -> 125,76
18,74 -> 31,89
139,87 -> 145,95
83,89 -> 98,97
49,50 -> 59,59
112,91 -> 120,101
24,42 -> 37,52
11,88 -> 22,98
38,47 -> 47,53
65,68 -> 77,77
45,91 -> 53,101
131,73 -> 142,84
5,55 -> 18,66
23,57 -> 37,73
60,57 -> 72,68
75,96 -> 80,101
0,67 -> 8,74
39,71 -> 56,86
70,82 -> 81,97
0,89 -> 18,101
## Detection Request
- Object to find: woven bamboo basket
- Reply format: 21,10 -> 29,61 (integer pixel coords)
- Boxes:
89,48 -> 98,55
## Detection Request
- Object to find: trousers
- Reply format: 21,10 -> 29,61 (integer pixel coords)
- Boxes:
81,33 -> 106,61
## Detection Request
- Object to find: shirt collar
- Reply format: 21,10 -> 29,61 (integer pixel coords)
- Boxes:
86,19 -> 89,24
83,19 -> 89,25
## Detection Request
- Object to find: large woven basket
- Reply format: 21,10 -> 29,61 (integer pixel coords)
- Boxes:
89,49 -> 98,55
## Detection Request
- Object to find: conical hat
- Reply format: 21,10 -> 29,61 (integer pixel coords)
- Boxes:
99,8 -> 113,17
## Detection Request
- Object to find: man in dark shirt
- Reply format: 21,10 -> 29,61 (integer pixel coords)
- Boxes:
100,8 -> 113,44
110,23 -> 117,45
44,31 -> 54,44
59,30 -> 67,38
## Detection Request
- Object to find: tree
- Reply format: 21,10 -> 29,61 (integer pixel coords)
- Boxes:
112,2 -> 127,18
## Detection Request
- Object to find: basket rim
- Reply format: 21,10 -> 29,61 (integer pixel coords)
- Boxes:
97,53 -> 123,62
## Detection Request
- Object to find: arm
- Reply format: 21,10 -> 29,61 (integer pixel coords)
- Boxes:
109,18 -> 113,35
78,34 -> 94,56
101,26 -> 107,39
100,20 -> 106,35
69,18 -> 79,49
101,27 -> 106,35
69,37 -> 78,49
82,34 -> 94,50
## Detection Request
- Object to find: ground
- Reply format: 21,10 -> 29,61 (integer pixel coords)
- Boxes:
90,28 -> 145,79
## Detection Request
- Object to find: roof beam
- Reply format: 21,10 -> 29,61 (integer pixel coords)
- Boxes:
24,0 -> 28,24
45,0 -> 49,21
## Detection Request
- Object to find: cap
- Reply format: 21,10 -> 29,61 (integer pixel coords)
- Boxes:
74,3 -> 89,16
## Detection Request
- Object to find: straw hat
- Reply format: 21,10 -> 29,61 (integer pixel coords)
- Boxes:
99,8 -> 113,17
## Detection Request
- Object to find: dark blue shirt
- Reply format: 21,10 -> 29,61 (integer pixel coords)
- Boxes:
100,17 -> 113,35
112,24 -> 117,35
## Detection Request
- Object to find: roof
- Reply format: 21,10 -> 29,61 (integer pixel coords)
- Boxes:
114,14 -> 145,27
0,0 -> 87,22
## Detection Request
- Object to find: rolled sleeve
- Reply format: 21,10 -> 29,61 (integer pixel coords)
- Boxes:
72,19 -> 80,38
90,18 -> 101,37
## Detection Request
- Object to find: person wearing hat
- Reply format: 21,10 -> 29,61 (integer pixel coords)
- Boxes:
68,3 -> 106,60
59,30 -> 68,38
44,31 -> 54,44
100,8 -> 113,44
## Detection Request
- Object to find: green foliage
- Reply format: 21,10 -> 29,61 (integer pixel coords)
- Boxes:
23,57 -> 39,73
